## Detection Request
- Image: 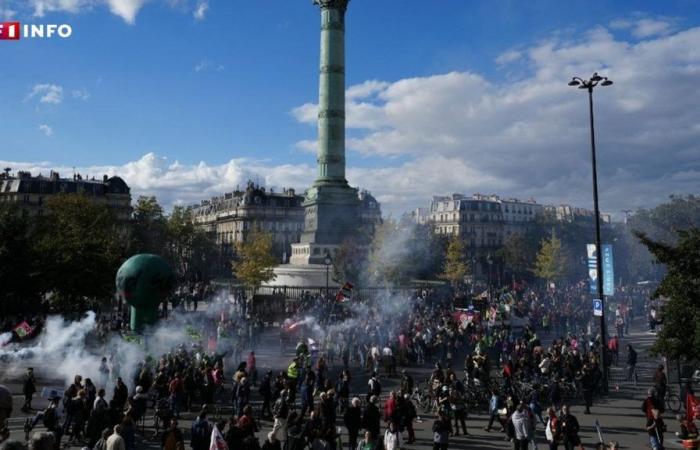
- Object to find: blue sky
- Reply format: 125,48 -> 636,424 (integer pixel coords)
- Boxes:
1,0 -> 699,215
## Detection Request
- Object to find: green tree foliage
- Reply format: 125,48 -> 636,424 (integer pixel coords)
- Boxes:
638,228 -> 700,362
440,236 -> 469,286
130,195 -> 168,255
232,231 -> 277,291
167,206 -> 219,282
36,194 -> 125,311
532,231 -> 565,284
497,233 -> 533,280
0,205 -> 42,314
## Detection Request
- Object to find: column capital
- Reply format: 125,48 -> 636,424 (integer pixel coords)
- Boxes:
313,0 -> 349,12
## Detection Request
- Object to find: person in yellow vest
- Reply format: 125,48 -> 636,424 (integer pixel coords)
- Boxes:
287,358 -> 299,404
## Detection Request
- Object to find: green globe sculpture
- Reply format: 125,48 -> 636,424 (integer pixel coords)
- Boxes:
116,254 -> 175,332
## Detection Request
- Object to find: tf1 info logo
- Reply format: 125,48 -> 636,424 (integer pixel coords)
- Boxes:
0,22 -> 73,40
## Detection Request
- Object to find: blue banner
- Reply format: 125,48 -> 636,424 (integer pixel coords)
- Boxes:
602,244 -> 614,296
586,244 -> 615,297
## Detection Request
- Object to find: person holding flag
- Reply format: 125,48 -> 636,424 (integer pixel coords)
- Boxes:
209,421 -> 228,450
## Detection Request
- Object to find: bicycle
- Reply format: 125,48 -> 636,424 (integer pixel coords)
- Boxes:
665,389 -> 681,413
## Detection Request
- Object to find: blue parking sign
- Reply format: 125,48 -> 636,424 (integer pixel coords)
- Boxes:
593,299 -> 603,317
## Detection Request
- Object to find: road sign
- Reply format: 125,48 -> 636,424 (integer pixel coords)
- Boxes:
593,298 -> 603,317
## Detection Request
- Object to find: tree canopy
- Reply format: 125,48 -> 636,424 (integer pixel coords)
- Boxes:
440,236 -> 469,286
232,230 -> 277,291
638,228 -> 700,362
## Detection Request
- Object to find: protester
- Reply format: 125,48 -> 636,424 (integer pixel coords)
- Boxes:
646,408 -> 666,450
22,368 -> 37,413
105,425 -> 125,450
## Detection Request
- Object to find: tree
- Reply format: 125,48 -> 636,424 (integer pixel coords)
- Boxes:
497,233 -> 533,280
232,231 -> 277,291
532,231 -> 565,284
36,194 -> 125,311
440,236 -> 469,286
0,205 -> 42,314
638,228 -> 700,362
130,196 -> 168,255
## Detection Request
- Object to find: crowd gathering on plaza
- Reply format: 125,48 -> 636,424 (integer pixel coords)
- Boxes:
0,282 -> 692,450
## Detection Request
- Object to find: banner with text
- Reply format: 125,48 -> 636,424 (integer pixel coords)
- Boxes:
587,244 -> 614,297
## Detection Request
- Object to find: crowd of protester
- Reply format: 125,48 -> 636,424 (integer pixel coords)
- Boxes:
1,280 -> 691,450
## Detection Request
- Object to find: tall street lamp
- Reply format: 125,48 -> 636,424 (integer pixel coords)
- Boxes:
568,72 -> 613,393
324,252 -> 332,298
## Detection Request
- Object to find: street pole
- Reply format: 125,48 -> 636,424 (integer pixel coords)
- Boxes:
569,72 -> 612,394
588,85 -> 609,393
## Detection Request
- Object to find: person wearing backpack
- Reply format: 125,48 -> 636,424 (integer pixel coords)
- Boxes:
190,411 -> 211,450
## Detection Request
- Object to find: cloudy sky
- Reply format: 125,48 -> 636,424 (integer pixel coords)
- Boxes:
1,0 -> 699,217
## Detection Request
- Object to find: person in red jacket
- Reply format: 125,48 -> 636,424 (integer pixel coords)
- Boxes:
384,391 -> 399,427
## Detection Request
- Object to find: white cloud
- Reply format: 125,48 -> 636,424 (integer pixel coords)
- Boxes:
38,124 -> 53,136
294,139 -> 317,154
0,6 -> 17,19
495,49 -> 522,65
72,88 -> 91,100
194,58 -> 224,73
610,17 -> 676,39
12,0 -> 209,24
106,0 -> 147,24
30,0 -> 89,17
5,20 -> 700,218
291,24 -> 700,216
0,153 -> 316,210
193,0 -> 207,20
26,84 -> 64,105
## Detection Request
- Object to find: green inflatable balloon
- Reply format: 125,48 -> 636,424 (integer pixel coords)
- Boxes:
115,254 -> 175,332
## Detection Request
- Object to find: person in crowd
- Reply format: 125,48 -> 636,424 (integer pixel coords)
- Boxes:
344,398 -> 362,450
626,345 -> 638,383
355,431 -> 376,450
654,365 -> 668,407
27,432 -> 54,450
545,406 -> 561,450
383,421 -> 401,450
646,408 -> 666,450
93,428 -> 111,450
105,424 -> 125,450
484,388 -> 505,432
161,418 -> 184,450
261,431 -> 281,450
22,368 -> 37,413
432,412 -> 452,450
511,402 -> 531,450
560,405 -> 581,450
190,411 -> 211,450
362,396 -> 381,441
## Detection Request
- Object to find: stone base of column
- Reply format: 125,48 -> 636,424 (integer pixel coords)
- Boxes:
289,242 -> 341,265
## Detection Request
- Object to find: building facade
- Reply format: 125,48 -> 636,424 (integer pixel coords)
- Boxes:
411,193 -> 544,279
189,182 -> 305,262
190,182 -> 382,264
545,204 -> 612,224
0,169 -> 132,220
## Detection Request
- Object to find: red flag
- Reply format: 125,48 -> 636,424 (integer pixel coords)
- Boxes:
13,321 -> 33,339
335,282 -> 354,303
687,391 -> 700,422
